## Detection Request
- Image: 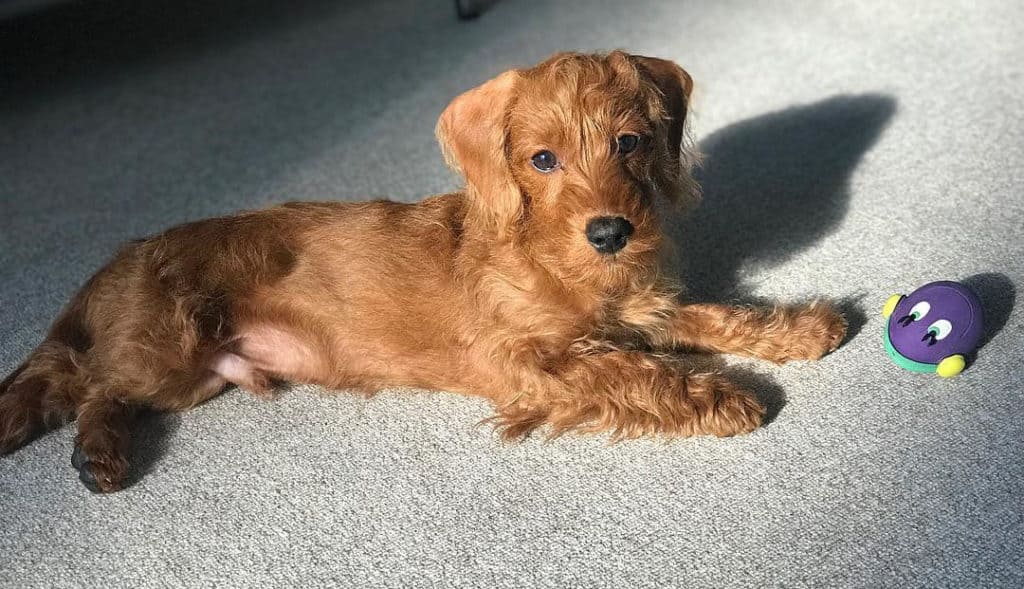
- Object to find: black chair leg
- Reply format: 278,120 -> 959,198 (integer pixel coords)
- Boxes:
455,0 -> 485,20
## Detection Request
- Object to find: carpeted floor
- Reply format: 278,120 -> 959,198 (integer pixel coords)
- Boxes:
1,0 -> 1021,587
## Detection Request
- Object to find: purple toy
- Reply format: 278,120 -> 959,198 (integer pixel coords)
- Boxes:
882,281 -> 984,377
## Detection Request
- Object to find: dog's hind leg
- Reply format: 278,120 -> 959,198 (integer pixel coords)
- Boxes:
70,365 -> 241,493
0,361 -> 28,396
0,367 -> 50,454
73,392 -> 135,493
0,341 -> 82,454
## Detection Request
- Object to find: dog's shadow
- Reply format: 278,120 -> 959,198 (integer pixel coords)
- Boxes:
669,94 -> 898,302
123,410 -> 181,489
663,95 -> 897,417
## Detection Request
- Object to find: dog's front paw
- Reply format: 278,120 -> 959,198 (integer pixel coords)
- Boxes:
770,302 -> 848,363
708,378 -> 765,437
682,373 -> 765,437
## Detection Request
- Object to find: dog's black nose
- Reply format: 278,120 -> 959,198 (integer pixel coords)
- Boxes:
586,216 -> 634,254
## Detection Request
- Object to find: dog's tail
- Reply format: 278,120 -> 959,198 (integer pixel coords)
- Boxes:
1,307 -> 88,454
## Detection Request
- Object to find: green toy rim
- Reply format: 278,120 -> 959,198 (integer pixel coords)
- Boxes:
884,322 -> 937,373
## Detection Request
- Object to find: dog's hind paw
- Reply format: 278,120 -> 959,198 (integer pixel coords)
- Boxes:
72,443 -> 127,494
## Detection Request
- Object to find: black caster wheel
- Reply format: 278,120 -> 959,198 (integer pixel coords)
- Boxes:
456,0 -> 484,20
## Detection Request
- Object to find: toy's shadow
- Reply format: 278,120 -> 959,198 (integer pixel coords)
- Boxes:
669,94 -> 897,301
961,272 -> 1016,351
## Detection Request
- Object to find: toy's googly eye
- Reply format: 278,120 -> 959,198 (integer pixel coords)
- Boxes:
928,319 -> 953,340
908,301 -> 930,321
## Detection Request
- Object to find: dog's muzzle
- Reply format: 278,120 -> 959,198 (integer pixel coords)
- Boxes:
586,216 -> 634,254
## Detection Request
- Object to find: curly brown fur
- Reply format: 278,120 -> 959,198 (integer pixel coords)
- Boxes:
0,51 -> 847,492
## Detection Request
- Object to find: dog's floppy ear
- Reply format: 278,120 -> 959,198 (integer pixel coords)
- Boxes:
629,54 -> 700,205
436,70 -> 523,238
629,55 -> 693,154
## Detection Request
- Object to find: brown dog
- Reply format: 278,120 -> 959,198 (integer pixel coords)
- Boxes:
0,51 -> 846,493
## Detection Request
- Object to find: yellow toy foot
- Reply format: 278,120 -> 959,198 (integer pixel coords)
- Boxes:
882,294 -> 903,318
936,355 -> 966,378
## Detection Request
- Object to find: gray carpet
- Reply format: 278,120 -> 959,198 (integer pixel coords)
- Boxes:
1,0 -> 1022,586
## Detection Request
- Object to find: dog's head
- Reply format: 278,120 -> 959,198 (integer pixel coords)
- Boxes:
437,51 -> 699,292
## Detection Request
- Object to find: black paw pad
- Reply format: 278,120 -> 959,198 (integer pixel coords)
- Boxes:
71,444 -> 86,471
78,461 -> 104,494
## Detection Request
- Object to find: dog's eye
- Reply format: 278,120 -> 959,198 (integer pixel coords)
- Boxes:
531,150 -> 559,173
616,134 -> 640,155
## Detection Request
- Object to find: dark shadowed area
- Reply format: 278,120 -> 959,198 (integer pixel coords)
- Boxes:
1,1 -> 1022,588
676,94 -> 897,300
